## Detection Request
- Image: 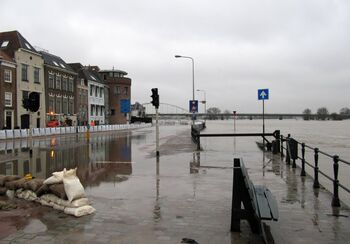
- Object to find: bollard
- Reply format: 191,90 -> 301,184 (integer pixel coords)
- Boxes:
289,139 -> 298,168
286,134 -> 291,165
313,148 -> 320,188
332,155 -> 341,207
300,143 -> 306,176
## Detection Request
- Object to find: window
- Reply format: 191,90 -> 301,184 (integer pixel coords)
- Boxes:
90,85 -> 93,96
109,72 -> 113,77
56,75 -> 61,90
100,87 -> 103,97
24,43 -> 32,50
115,86 -> 121,95
34,67 -> 40,83
21,64 -> 28,81
56,97 -> 61,114
68,78 -> 74,92
4,69 -> 12,83
91,105 -> 94,116
22,91 -> 29,100
62,97 -> 68,114
103,74 -> 107,80
5,92 -> 12,107
48,96 -> 55,113
95,86 -> 98,97
96,106 -> 99,116
1,41 -> 9,48
111,109 -> 115,115
123,87 -> 128,95
48,74 -> 54,88
101,107 -> 104,116
62,77 -> 67,91
80,78 -> 84,86
68,99 -> 74,114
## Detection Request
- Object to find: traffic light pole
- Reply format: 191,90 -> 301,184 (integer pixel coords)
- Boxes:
156,108 -> 159,157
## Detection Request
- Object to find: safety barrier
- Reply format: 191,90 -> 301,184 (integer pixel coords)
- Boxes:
0,123 -> 152,140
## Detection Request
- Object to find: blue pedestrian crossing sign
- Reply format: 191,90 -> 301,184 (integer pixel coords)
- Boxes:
258,89 -> 269,100
189,100 -> 198,113
120,99 -> 131,113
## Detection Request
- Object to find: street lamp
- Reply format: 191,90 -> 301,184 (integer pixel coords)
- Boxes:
175,55 -> 195,124
196,89 -> 206,115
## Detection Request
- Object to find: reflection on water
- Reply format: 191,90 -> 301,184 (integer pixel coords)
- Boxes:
0,132 -> 132,188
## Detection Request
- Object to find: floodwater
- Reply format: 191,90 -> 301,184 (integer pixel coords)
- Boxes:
0,119 -> 349,243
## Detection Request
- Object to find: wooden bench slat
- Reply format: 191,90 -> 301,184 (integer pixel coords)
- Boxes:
264,188 -> 279,220
254,186 -> 273,220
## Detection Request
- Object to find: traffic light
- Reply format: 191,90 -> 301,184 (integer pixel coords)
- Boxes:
151,88 -> 159,109
28,92 -> 40,112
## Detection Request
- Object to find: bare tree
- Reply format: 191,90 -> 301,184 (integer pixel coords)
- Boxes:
340,107 -> 350,115
317,107 -> 329,120
302,108 -> 312,121
207,107 -> 221,120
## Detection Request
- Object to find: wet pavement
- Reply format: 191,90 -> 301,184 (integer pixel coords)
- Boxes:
0,122 -> 350,243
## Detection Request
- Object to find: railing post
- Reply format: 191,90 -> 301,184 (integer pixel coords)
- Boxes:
286,134 -> 291,165
313,148 -> 320,188
301,143 -> 306,176
280,135 -> 284,157
197,133 -> 201,150
332,155 -> 341,207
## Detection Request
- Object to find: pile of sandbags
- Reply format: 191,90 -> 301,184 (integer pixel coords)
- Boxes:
0,168 -> 95,217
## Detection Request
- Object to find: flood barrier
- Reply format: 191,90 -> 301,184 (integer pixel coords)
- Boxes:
0,123 -> 151,141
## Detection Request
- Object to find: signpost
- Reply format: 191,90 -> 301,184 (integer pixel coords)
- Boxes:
258,89 -> 269,136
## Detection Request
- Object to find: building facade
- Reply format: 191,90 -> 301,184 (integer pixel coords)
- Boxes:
99,69 -> 131,124
41,51 -> 77,126
68,63 -> 88,126
0,31 -> 46,129
0,50 -> 17,129
87,69 -> 105,125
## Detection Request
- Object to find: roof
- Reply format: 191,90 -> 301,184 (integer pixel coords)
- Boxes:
99,69 -> 128,75
0,30 -> 39,58
40,51 -> 76,73
68,63 -> 104,84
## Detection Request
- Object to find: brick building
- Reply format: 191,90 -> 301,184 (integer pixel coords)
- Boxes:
40,51 -> 77,126
99,69 -> 131,124
0,49 -> 17,129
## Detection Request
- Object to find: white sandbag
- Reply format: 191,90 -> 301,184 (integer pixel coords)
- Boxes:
40,194 -> 61,205
43,168 -> 76,185
6,190 -> 15,199
71,198 -> 90,207
52,203 -> 65,211
63,169 -> 85,202
64,205 -> 95,217
39,199 -> 51,207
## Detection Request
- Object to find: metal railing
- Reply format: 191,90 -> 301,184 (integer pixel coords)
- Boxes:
281,134 -> 350,207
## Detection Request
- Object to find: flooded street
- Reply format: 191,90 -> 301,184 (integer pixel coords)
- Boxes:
0,120 -> 349,243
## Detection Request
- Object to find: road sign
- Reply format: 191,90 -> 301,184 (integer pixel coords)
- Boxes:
258,89 -> 269,100
120,99 -> 130,113
189,100 -> 198,113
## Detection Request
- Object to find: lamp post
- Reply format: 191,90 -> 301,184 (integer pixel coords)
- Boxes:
196,89 -> 206,120
175,55 -> 195,124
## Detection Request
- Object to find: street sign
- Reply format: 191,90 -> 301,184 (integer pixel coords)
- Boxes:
189,100 -> 198,113
258,89 -> 269,100
120,99 -> 130,113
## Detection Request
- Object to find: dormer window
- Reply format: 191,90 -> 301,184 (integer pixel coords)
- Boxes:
60,63 -> 66,68
53,61 -> 59,66
25,42 -> 32,50
1,41 -> 9,48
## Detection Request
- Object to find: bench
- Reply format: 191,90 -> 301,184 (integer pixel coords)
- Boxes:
231,158 -> 279,234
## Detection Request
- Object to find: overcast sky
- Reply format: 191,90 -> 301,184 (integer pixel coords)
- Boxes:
1,0 -> 350,113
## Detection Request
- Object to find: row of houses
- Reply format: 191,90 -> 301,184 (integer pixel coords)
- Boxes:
0,30 -> 131,129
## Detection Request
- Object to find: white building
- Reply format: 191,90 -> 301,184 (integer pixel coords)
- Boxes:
87,71 -> 105,125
